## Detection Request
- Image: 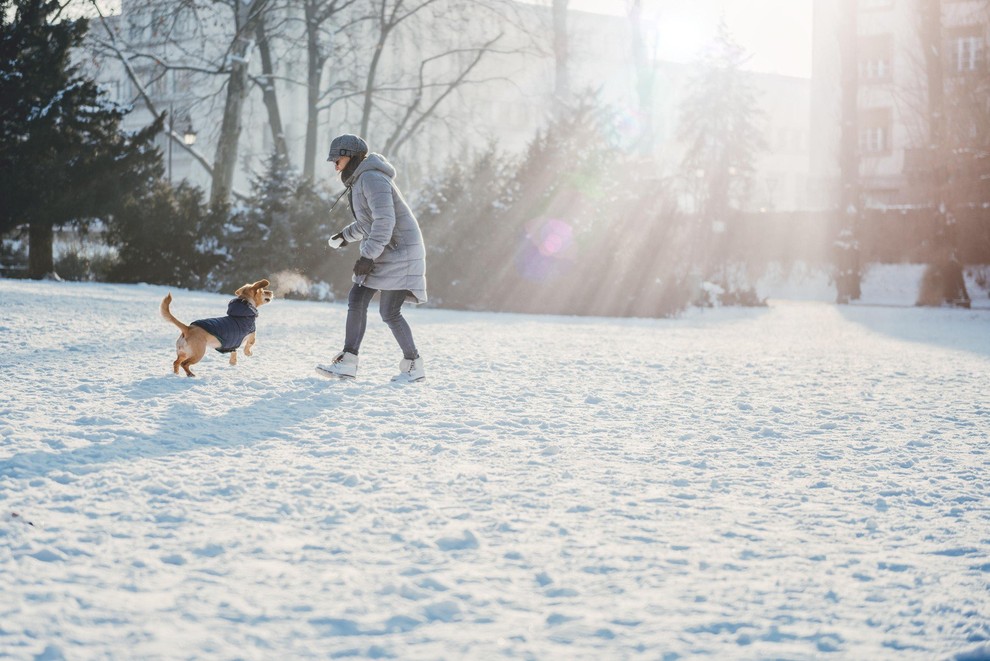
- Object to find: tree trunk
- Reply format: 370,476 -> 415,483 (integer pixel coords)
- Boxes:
835,0 -> 862,303
210,37 -> 252,209
360,31 -> 389,140
28,221 -> 55,279
210,0 -> 267,209
920,0 -> 969,306
256,20 -> 288,162
303,1 -> 323,180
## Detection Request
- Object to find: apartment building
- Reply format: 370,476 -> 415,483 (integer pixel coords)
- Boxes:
810,0 -> 989,209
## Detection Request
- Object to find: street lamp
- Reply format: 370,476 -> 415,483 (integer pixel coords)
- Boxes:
183,122 -> 196,147
167,103 -> 196,183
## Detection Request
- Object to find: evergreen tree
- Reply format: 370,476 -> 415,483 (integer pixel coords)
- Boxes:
0,0 -> 162,278
223,153 -> 334,296
416,94 -> 690,317
104,181 -> 227,289
677,20 -> 766,279
414,143 -> 517,309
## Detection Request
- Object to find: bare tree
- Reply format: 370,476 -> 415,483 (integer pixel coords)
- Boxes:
356,0 -> 475,143
296,0 -> 362,179
293,0 -> 522,177
87,0 -> 217,179
943,12 -> 990,209
254,16 -> 288,162
916,0 -> 969,306
316,0 -> 519,162
87,0 -> 289,205
85,0 -> 533,197
834,0 -> 861,303
209,0 -> 271,208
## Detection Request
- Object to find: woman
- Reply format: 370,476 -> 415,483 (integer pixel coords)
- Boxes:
316,134 -> 427,382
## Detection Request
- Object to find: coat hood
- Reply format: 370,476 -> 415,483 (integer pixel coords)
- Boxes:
345,153 -> 395,186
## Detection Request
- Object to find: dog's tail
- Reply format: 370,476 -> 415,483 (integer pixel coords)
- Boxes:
160,293 -> 190,334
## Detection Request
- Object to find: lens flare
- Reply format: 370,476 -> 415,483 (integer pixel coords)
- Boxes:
607,107 -> 647,150
534,218 -> 573,256
515,217 -> 576,282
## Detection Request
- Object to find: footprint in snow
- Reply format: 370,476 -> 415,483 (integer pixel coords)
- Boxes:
436,530 -> 478,551
28,549 -> 63,563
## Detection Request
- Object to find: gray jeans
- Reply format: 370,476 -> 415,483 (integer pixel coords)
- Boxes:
343,284 -> 418,360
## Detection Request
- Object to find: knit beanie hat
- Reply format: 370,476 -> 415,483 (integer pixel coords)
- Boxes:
327,134 -> 369,162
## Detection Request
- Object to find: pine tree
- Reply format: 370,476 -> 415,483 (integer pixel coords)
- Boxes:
222,153 -> 334,296
0,0 -> 162,278
104,181 -> 227,289
678,20 -> 766,280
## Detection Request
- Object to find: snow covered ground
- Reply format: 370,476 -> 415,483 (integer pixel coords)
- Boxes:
756,262 -> 990,308
1,276 -> 988,660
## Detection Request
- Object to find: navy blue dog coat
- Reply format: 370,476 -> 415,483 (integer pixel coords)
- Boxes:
190,298 -> 258,353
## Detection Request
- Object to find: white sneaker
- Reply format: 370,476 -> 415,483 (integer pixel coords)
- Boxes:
316,351 -> 358,379
391,356 -> 425,382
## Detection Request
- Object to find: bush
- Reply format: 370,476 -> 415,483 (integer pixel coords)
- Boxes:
414,143 -> 517,309
103,180 -> 226,289
54,248 -> 116,282
966,265 -> 989,296
0,234 -> 28,278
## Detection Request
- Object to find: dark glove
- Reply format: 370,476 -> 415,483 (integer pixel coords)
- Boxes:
353,256 -> 374,276
328,231 -> 348,249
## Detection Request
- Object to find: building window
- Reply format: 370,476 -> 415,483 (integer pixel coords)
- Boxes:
859,34 -> 893,83
954,36 -> 982,71
866,58 -> 888,79
947,26 -> 984,73
860,126 -> 887,153
859,107 -> 892,154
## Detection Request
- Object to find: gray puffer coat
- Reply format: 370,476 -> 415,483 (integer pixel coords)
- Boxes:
340,154 -> 427,304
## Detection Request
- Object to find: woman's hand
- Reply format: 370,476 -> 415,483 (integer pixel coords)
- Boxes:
353,256 -> 374,276
328,232 -> 348,249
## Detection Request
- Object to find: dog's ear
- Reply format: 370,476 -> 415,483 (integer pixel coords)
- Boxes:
253,279 -> 271,289
234,284 -> 249,297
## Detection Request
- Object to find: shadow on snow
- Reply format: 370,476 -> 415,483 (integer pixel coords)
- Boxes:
0,376 -> 356,481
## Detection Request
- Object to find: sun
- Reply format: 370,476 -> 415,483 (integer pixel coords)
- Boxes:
654,15 -> 713,63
